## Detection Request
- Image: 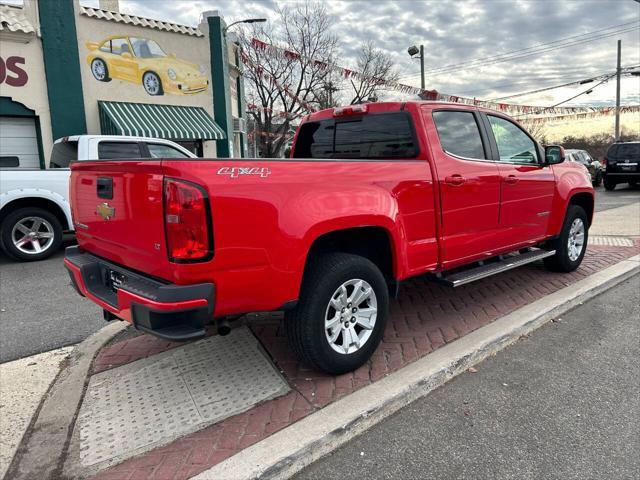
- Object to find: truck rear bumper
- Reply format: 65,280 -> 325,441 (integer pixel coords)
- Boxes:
64,246 -> 215,341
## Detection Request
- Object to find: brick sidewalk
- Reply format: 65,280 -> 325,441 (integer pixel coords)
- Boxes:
91,244 -> 639,480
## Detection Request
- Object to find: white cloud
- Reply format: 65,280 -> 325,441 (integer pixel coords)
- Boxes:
81,0 -> 640,106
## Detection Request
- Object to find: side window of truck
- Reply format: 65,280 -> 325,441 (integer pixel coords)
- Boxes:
98,142 -> 143,160
146,143 -> 190,159
487,115 -> 539,165
432,111 -> 486,159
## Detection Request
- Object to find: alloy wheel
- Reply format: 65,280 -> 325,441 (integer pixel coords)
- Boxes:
324,279 -> 378,355
567,218 -> 585,261
11,216 -> 55,255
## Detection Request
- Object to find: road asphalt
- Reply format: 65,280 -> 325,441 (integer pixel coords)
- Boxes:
0,239 -> 102,363
295,275 -> 640,480
0,185 -> 637,362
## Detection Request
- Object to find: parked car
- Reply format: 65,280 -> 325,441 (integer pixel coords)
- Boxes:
0,135 -> 195,261
86,36 -> 209,96
603,141 -> 640,191
566,149 -> 603,187
65,102 -> 594,374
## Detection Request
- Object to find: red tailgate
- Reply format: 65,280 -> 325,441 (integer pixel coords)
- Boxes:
70,161 -> 170,279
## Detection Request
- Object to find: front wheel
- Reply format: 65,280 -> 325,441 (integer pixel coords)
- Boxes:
543,205 -> 588,273
285,253 -> 389,375
0,207 -> 63,261
142,71 -> 163,96
603,177 -> 616,191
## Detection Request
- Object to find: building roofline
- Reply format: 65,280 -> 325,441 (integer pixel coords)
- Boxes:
79,6 -> 203,37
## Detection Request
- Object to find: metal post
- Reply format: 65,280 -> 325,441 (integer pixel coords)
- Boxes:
419,45 -> 425,90
615,40 -> 621,141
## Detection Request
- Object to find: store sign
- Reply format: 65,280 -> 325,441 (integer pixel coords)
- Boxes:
0,56 -> 28,87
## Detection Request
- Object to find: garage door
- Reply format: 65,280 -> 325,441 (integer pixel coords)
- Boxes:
0,116 -> 40,169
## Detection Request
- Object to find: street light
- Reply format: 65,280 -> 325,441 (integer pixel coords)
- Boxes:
223,18 -> 267,34
408,44 -> 425,90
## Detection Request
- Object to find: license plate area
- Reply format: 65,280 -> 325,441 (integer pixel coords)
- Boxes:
106,268 -> 127,293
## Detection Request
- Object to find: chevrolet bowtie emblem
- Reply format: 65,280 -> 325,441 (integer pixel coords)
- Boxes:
97,202 -> 115,220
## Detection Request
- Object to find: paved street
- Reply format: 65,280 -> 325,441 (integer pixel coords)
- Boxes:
594,183 -> 639,212
0,238 -> 102,363
296,276 -> 640,480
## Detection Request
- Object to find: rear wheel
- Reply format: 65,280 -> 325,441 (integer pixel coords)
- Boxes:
285,253 -> 389,374
543,205 -> 588,273
603,177 -> 616,191
0,207 -> 63,261
90,58 -> 111,82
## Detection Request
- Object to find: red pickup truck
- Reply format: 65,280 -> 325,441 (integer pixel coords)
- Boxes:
65,102 -> 594,374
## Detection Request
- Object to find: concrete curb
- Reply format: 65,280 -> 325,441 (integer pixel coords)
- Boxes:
193,254 -> 640,480
5,321 -> 127,480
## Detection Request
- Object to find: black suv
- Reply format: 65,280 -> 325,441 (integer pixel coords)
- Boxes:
603,141 -> 640,191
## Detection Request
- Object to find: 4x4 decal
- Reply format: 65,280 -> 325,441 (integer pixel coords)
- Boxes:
217,167 -> 272,178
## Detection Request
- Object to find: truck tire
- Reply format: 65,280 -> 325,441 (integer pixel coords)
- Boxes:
603,177 -> 616,191
285,253 -> 389,375
543,205 -> 588,273
0,207 -> 63,261
593,172 -> 602,187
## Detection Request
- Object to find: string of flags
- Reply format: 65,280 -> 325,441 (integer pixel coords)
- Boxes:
247,37 -> 637,119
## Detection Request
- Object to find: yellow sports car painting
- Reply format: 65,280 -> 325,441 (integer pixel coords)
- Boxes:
86,36 -> 209,96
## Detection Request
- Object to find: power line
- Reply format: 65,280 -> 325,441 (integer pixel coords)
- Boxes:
399,21 -> 639,80
550,75 -> 615,108
488,65 -> 640,101
399,20 -> 638,79
402,26 -> 638,78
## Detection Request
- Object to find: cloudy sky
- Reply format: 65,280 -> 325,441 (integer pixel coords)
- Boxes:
79,0 -> 640,109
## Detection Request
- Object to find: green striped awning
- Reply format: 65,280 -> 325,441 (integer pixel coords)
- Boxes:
98,101 -> 226,140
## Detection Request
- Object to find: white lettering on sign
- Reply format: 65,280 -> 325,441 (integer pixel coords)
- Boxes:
217,166 -> 272,178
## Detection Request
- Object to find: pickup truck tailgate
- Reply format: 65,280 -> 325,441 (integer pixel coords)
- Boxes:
70,161 -> 169,278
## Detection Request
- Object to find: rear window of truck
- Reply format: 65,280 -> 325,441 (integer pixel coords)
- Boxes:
293,112 -> 417,159
50,140 -> 78,168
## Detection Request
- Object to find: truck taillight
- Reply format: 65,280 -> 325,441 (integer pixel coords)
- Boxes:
163,178 -> 213,263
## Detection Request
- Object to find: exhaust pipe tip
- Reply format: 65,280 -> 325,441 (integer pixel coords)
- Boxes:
216,318 -> 231,336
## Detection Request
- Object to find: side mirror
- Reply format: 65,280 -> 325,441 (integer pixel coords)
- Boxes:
121,52 -> 133,59
545,145 -> 565,165
169,52 -> 177,58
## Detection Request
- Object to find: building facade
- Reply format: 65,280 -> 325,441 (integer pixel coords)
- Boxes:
0,0 -> 247,168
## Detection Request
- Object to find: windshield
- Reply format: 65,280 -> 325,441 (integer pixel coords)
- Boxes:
131,38 -> 167,59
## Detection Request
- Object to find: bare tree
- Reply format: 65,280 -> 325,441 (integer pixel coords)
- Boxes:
348,41 -> 398,105
240,2 -> 338,157
521,121 -> 548,144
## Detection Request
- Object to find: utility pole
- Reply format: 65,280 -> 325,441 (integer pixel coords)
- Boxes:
420,45 -> 425,90
615,39 -> 621,141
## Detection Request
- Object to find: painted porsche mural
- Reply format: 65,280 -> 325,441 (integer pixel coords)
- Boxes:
86,36 -> 209,96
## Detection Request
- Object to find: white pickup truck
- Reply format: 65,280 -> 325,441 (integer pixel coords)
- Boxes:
0,135 -> 196,261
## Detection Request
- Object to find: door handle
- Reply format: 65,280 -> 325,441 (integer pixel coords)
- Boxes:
504,175 -> 519,185
445,175 -> 466,186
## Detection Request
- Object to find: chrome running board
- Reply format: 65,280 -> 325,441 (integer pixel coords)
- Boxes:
440,249 -> 556,287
